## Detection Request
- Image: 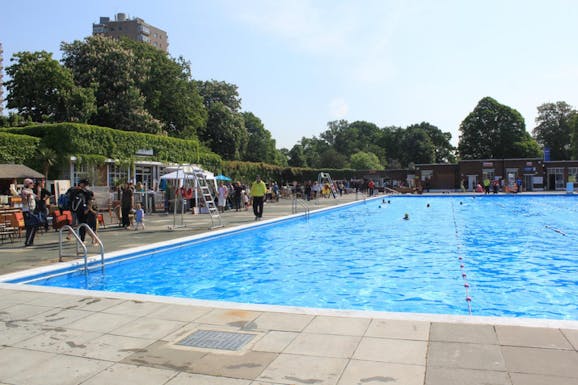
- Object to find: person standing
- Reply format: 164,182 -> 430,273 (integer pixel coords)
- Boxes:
21,178 -> 38,246
121,181 -> 134,229
34,179 -> 51,231
233,181 -> 243,211
217,182 -> 228,213
250,175 -> 267,220
75,179 -> 92,243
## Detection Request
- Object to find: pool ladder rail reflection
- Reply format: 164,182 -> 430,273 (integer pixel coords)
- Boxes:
58,224 -> 105,272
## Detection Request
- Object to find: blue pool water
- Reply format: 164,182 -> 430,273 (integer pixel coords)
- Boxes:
18,195 -> 578,320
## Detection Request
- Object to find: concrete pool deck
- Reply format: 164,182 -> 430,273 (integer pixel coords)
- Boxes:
1,192 -> 578,384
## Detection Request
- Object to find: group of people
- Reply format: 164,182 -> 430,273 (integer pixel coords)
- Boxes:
215,176 -> 271,220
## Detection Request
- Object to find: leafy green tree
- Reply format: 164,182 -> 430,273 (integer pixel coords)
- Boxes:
200,102 -> 247,160
350,151 -> 382,170
61,36 -> 163,134
288,144 -> 306,167
195,80 -> 242,112
334,121 -> 384,161
122,40 -> 207,139
318,148 -> 348,169
399,126 -> 435,166
532,101 -> 576,160
409,122 -> 456,163
242,112 -> 277,163
570,114 -> 578,160
458,97 -> 538,159
5,51 -> 95,122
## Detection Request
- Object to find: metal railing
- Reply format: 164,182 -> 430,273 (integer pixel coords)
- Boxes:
59,224 -> 104,272
292,198 -> 310,218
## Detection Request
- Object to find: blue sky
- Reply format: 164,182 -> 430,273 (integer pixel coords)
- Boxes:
1,0 -> 577,149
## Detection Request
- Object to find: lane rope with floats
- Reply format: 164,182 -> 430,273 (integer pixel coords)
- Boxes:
451,199 -> 472,315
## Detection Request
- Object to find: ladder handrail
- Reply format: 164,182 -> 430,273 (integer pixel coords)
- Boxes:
58,224 -> 105,272
78,223 -> 105,272
383,187 -> 402,194
59,225 -> 87,269
292,198 -> 310,218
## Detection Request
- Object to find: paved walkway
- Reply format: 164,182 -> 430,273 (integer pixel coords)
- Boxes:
1,193 -> 578,385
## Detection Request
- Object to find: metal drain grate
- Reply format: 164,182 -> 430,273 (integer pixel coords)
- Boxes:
176,330 -> 257,351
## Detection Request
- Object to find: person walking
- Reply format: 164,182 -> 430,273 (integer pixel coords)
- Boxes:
250,175 -> 267,220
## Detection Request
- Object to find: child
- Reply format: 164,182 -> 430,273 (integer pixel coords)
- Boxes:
242,190 -> 249,211
134,203 -> 145,230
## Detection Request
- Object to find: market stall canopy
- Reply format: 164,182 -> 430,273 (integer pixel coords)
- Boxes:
0,164 -> 44,179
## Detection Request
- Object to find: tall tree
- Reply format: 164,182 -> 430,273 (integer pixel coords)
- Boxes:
458,97 -> 539,159
350,151 -> 382,170
408,122 -> 456,163
5,51 -> 95,122
242,112 -> 277,164
532,101 -> 576,160
61,35 -> 163,134
195,80 -> 242,112
399,126 -> 436,166
123,40 -> 207,139
200,102 -> 247,160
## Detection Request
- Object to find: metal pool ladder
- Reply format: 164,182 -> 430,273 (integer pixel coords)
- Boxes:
292,198 -> 310,218
194,171 -> 224,229
58,224 -> 105,272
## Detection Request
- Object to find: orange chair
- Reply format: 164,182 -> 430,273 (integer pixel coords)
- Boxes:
52,209 -> 71,230
97,213 -> 105,228
10,212 -> 25,238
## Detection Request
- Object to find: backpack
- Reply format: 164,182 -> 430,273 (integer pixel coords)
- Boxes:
70,189 -> 86,214
58,193 -> 70,211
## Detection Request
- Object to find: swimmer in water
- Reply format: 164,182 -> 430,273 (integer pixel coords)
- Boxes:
403,213 -> 409,220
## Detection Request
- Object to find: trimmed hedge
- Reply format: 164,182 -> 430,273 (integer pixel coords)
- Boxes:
0,132 -> 40,164
1,123 -> 222,170
221,160 -> 361,184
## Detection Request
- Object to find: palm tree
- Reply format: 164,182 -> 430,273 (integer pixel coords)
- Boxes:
35,147 -> 57,178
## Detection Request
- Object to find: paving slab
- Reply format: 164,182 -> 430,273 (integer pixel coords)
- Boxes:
353,336 -> 428,365
337,359 -> 425,385
303,315 -> 370,336
425,367 -> 511,385
427,341 -> 506,371
562,328 -> 578,350
283,332 -> 360,358
430,322 -> 498,344
253,312 -> 314,332
167,372 -> 251,385
501,346 -> 578,377
495,325 -> 574,349
365,318 -> 430,340
252,331 -> 298,353
257,353 -> 348,385
79,362 -> 178,385
509,372 -> 578,385
4,353 -> 112,385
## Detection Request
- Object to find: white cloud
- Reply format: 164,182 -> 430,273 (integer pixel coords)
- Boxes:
329,97 -> 349,119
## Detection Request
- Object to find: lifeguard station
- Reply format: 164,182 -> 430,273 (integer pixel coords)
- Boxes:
160,164 -> 223,230
317,172 -> 337,198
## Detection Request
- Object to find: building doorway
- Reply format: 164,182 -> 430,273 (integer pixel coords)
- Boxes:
467,175 -> 477,191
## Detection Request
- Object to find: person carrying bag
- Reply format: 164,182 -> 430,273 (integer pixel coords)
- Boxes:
21,178 -> 41,246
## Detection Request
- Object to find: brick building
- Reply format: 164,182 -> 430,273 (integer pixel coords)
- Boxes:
93,13 -> 168,52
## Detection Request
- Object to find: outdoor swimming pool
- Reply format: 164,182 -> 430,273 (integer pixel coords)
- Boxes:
9,195 -> 578,320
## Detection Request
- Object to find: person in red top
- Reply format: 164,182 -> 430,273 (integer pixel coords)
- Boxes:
368,180 -> 375,196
